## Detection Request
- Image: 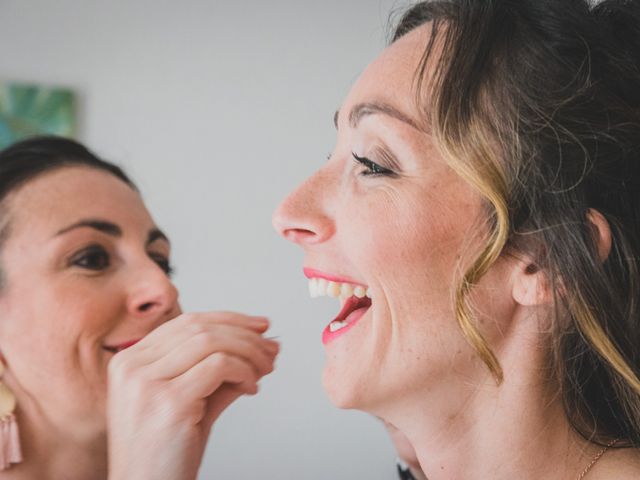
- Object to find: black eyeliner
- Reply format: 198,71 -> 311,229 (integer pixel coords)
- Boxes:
352,152 -> 396,176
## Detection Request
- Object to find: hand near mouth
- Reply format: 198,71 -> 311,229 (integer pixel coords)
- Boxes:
106,312 -> 279,480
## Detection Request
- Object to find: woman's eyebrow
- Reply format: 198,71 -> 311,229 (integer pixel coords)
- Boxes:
147,228 -> 170,246
334,101 -> 423,131
55,219 -> 122,237
54,220 -> 169,246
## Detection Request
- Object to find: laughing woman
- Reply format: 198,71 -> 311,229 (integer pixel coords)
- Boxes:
274,1 -> 640,479
0,136 -> 278,480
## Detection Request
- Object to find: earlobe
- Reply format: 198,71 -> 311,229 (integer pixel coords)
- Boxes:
586,208 -> 612,262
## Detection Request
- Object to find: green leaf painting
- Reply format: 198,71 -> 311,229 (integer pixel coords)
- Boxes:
0,83 -> 75,148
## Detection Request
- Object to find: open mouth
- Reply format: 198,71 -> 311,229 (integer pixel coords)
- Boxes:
306,273 -> 372,344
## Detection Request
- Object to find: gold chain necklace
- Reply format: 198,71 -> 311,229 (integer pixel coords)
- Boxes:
575,438 -> 619,480
418,438 -> 619,480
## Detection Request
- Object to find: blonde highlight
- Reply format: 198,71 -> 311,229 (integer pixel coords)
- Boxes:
436,120 -> 511,382
394,0 -> 640,445
573,293 -> 640,395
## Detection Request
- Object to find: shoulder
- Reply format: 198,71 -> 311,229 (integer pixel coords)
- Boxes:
591,447 -> 640,479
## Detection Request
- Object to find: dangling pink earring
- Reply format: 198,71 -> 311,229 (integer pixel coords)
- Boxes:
0,360 -> 22,470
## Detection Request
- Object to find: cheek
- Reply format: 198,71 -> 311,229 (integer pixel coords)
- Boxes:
328,184 -> 487,405
346,185 -> 466,310
15,280 -> 116,331
0,286 -> 118,422
0,280 -> 120,379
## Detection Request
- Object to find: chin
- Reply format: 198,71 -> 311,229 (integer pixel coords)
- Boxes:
321,363 -> 378,411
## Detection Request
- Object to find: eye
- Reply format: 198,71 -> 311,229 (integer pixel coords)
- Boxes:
149,253 -> 175,277
352,152 -> 394,176
70,245 -> 111,271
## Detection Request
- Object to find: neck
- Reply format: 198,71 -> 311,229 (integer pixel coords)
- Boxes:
0,394 -> 107,480
378,316 -> 599,480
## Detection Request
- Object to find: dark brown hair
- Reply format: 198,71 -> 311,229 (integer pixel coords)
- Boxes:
393,0 -> 640,446
0,136 -> 136,284
0,136 -> 135,198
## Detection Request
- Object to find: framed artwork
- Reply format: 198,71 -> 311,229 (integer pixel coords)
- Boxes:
0,83 -> 76,149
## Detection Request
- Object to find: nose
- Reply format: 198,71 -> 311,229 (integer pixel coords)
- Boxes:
272,169 -> 335,246
127,261 -> 180,321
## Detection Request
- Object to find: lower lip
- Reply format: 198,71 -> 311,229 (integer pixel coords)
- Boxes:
322,306 -> 370,345
116,340 -> 141,350
103,339 -> 142,354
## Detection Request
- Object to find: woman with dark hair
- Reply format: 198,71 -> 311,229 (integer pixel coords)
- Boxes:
274,0 -> 640,478
0,136 -> 278,479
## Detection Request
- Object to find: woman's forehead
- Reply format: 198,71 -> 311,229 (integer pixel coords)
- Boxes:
340,24 -> 433,119
2,166 -> 151,238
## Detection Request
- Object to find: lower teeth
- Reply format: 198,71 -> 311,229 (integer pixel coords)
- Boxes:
329,321 -> 348,333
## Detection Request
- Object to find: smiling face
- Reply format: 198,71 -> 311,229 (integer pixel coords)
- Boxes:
0,166 -> 179,435
274,26 -> 518,413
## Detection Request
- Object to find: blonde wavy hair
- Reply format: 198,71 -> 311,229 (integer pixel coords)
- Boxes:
393,0 -> 640,446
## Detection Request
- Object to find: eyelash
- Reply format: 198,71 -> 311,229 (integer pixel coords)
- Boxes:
351,152 -> 394,176
70,245 -> 175,277
149,253 -> 175,277
70,245 -> 111,271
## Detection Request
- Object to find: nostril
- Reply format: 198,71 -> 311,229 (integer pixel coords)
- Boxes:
285,226 -> 334,245
284,228 -> 316,244
138,302 -> 154,312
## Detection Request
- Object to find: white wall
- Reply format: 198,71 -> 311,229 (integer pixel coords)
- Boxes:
0,1 -> 411,478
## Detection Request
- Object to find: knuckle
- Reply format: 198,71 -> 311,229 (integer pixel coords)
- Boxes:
208,351 -> 232,369
192,331 -> 216,351
187,319 -> 210,336
181,312 -> 213,328
108,356 -> 151,387
178,312 -> 197,325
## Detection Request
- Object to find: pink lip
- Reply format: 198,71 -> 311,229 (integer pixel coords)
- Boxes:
321,296 -> 372,345
304,268 -> 372,345
303,267 -> 366,287
322,308 -> 369,345
104,339 -> 142,353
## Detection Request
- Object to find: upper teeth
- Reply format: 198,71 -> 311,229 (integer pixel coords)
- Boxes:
308,278 -> 371,299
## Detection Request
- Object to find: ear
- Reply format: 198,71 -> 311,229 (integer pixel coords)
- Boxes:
586,208 -> 612,262
511,209 -> 611,307
511,257 -> 553,307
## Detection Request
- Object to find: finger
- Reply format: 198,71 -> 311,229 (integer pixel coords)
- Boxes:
124,313 -> 271,365
174,312 -> 270,334
144,312 -> 270,348
169,352 -> 260,403
183,312 -> 270,333
145,326 -> 278,379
